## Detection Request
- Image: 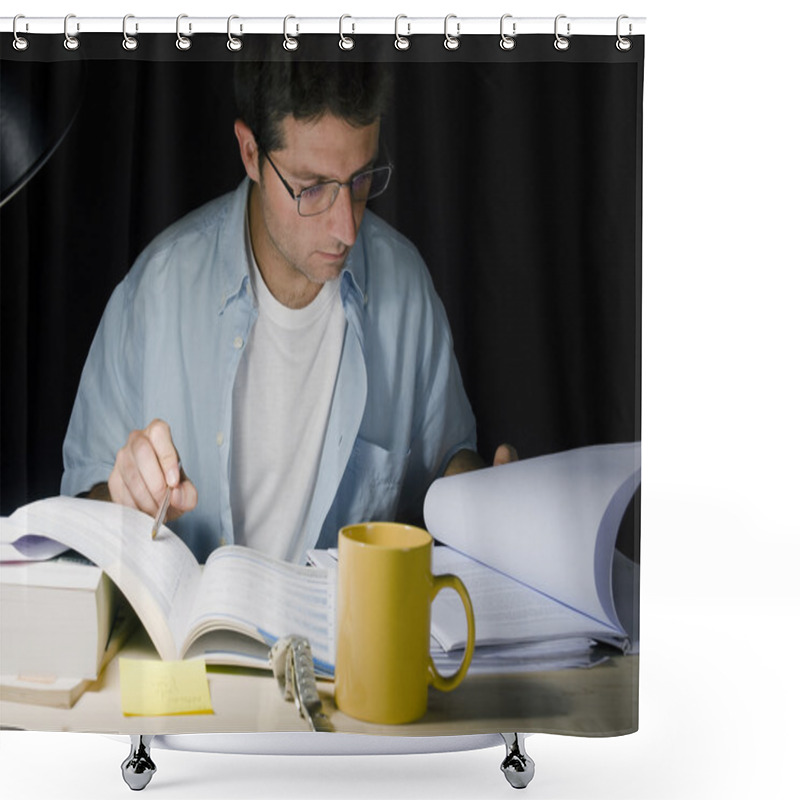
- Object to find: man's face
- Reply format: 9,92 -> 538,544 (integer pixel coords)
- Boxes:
239,113 -> 380,305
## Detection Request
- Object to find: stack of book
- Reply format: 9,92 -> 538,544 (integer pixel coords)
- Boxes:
0,540 -> 133,707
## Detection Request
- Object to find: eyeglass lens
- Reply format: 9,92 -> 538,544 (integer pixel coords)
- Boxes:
298,166 -> 391,216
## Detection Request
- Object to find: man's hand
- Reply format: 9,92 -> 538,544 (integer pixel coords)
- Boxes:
444,443 -> 519,476
103,419 -> 197,520
492,443 -> 519,466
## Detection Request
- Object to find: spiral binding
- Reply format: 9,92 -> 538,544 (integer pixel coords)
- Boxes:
5,14 -> 642,54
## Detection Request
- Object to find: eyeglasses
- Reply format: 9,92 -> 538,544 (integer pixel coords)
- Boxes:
263,152 -> 393,218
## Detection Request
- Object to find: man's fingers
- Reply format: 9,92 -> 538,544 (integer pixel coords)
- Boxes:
107,420 -> 194,522
493,443 -> 519,466
130,431 -> 170,501
168,479 -> 198,519
110,436 -> 160,514
108,465 -> 139,510
145,419 -> 181,487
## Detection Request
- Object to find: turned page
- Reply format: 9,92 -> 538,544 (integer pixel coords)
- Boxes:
8,496 -> 202,660
424,442 -> 641,630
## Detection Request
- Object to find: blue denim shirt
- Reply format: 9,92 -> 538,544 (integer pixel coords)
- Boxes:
61,180 -> 477,562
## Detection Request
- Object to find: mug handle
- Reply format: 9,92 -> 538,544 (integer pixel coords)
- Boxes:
427,573 -> 476,691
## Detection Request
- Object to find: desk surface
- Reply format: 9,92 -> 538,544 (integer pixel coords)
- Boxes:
0,627 -> 638,737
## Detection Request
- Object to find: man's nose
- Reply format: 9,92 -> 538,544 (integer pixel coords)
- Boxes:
327,185 -> 358,247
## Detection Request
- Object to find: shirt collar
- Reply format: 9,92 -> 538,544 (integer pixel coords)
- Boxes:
341,211 -> 369,309
217,178 -> 252,313
218,178 -> 370,312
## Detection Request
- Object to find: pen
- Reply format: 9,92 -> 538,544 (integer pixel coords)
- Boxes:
151,459 -> 182,539
151,487 -> 171,539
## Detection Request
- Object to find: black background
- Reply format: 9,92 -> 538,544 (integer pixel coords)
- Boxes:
1,35 -> 642,556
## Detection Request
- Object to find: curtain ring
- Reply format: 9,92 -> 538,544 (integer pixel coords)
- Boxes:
553,14 -> 570,51
500,14 -> 516,50
122,15 -> 138,51
176,14 -> 192,50
339,15 -> 355,50
227,15 -> 243,51
64,13 -> 80,51
616,15 -> 632,51
283,15 -> 299,51
12,15 -> 29,51
394,15 -> 410,51
444,14 -> 460,51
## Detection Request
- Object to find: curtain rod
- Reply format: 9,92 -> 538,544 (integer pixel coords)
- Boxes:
1,15 -> 646,37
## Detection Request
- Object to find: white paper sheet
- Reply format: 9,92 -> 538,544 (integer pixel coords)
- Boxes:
424,442 -> 641,631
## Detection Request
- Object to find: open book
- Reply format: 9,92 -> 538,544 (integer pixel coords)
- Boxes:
2,498 -> 335,676
3,442 -> 639,679
422,442 -> 641,669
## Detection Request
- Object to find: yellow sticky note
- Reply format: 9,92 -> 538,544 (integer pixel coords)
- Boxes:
120,658 -> 213,716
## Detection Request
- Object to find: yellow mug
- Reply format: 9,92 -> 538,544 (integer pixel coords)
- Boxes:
334,522 -> 476,725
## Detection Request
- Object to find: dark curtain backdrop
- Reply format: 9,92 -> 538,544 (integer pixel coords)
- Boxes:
1,34 -> 642,556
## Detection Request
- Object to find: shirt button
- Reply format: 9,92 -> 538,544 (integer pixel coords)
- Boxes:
216,432 -> 224,447
233,336 -> 244,349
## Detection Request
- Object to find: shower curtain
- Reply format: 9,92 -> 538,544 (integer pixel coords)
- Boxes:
0,22 -> 643,740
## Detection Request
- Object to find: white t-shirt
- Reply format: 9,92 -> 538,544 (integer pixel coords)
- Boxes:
230,233 -> 346,562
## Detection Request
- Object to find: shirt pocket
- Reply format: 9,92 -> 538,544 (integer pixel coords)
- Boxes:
344,436 -> 411,523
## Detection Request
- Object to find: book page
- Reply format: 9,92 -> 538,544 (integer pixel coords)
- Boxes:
424,442 -> 641,629
1,517 -> 69,562
8,496 -> 202,660
183,545 -> 336,671
430,546 -> 624,652
306,546 -> 625,668
611,549 -> 639,653
431,636 -> 605,675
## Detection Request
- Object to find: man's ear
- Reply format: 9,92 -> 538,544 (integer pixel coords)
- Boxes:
234,119 -> 262,183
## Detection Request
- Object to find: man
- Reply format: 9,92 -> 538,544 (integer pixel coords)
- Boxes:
62,58 -> 513,563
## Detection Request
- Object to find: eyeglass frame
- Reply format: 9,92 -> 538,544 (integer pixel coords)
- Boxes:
262,151 -> 393,217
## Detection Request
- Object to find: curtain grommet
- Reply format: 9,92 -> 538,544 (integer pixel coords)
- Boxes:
122,15 -> 138,51
12,15 -> 29,51
500,14 -> 516,51
394,15 -> 410,51
227,15 -> 242,51
64,14 -> 80,51
176,14 -> 192,51
339,15 -> 355,51
444,14 -> 460,51
554,14 -> 570,51
616,15 -> 632,51
283,15 -> 299,51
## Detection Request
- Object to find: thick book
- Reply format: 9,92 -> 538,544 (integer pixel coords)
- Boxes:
0,618 -> 133,709
422,442 -> 641,667
0,553 -> 118,680
0,551 -> 135,707
1,498 -> 336,677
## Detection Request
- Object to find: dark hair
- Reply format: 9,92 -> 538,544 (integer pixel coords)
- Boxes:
234,55 -> 391,158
